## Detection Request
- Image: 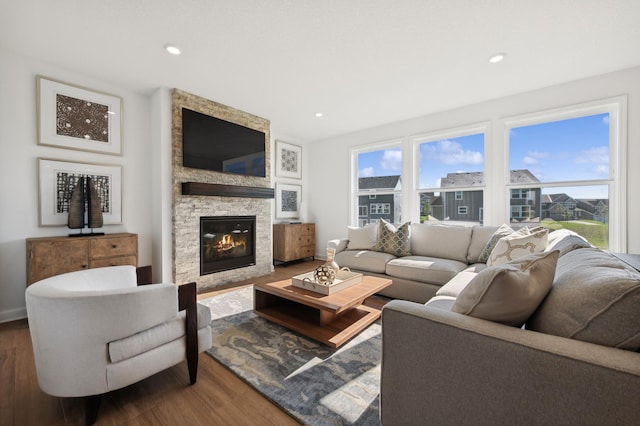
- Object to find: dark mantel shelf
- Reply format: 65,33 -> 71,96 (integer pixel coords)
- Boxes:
182,182 -> 275,199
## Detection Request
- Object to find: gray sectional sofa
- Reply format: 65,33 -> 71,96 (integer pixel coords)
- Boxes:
329,222 -> 500,302
329,222 -> 640,424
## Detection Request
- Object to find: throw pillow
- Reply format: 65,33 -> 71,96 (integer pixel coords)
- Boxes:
375,219 -> 411,256
346,223 -> 378,250
452,250 -> 559,327
478,223 -> 514,263
486,226 -> 549,266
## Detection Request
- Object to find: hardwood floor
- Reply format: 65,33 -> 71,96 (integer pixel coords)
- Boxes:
0,260 -> 326,426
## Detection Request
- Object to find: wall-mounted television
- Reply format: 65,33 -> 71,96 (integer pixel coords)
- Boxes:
181,108 -> 266,177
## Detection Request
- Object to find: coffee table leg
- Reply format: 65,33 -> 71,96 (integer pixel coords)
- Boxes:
318,310 -> 336,326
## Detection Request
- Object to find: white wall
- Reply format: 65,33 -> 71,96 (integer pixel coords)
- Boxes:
308,66 -> 640,257
0,47 -> 154,322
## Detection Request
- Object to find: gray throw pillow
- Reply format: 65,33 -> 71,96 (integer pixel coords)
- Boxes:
478,223 -> 513,263
452,250 -> 559,327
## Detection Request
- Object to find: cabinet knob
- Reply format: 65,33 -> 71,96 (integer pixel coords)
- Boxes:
112,244 -> 118,249
81,264 -> 88,269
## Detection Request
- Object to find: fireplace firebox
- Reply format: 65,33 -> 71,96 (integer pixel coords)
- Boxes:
200,216 -> 256,275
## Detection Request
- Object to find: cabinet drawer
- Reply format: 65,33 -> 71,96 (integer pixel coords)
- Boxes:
91,255 -> 137,268
298,246 -> 315,257
91,236 -> 137,258
298,224 -> 315,235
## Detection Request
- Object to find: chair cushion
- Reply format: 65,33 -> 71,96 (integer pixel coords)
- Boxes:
424,295 -> 456,311
410,224 -> 472,263
109,303 -> 211,363
346,224 -> 378,250
436,270 -> 478,297
452,250 -> 559,327
375,219 -> 412,256
385,256 -> 468,286
527,248 -> 640,351
335,250 -> 396,273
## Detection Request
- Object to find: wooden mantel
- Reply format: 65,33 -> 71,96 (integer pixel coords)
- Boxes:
181,182 -> 275,199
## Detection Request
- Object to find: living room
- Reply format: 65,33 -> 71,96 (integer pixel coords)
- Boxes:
1,1 -> 640,424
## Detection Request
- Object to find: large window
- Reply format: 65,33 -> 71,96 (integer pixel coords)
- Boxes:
353,143 -> 403,224
415,129 -> 485,224
506,99 -> 625,251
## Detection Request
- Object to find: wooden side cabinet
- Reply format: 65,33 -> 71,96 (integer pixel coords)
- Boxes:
273,223 -> 315,264
26,233 -> 138,285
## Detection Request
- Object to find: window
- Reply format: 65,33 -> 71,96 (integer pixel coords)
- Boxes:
353,143 -> 403,225
506,97 -> 626,251
414,128 -> 486,225
370,203 -> 391,214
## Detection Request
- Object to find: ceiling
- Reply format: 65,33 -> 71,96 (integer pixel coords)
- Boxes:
2,0 -> 640,142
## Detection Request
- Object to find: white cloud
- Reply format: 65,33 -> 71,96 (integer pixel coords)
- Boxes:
380,150 -> 402,171
575,146 -> 609,164
523,150 -> 550,165
359,166 -> 375,177
602,115 -> 610,125
421,140 -> 483,165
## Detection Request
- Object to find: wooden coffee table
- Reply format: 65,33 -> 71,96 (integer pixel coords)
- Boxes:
254,275 -> 392,348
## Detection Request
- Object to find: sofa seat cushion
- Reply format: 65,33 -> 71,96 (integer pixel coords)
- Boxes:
385,256 -> 468,286
527,248 -> 640,351
335,250 -> 396,273
424,295 -> 456,311
109,303 -> 211,363
410,224 -> 472,263
436,270 -> 478,297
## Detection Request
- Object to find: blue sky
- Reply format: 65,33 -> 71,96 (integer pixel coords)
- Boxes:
358,113 -> 610,199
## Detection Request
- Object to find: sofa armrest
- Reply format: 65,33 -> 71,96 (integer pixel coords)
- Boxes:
381,300 -> 640,425
327,238 -> 349,253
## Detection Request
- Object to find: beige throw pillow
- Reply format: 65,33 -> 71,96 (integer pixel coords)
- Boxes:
375,219 -> 411,256
452,250 -> 559,327
346,223 -> 378,250
478,223 -> 514,263
487,226 -> 549,266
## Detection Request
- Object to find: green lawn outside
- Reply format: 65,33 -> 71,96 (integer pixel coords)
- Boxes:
541,218 -> 609,250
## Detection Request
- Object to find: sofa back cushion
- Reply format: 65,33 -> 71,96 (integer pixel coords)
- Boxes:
526,248 -> 640,351
466,225 -> 501,263
346,223 -> 378,250
410,223 -> 472,263
452,250 -> 559,327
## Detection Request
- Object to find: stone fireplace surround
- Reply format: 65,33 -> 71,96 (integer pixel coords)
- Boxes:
172,89 -> 273,292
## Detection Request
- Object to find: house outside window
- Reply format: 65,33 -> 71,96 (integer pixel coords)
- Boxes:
414,128 -> 486,225
353,143 -> 403,224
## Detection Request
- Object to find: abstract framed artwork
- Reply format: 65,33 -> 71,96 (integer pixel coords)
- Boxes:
38,158 -> 122,226
37,76 -> 123,155
276,140 -> 302,179
275,182 -> 301,219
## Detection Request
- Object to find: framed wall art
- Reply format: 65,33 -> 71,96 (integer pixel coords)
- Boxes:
275,182 -> 301,219
275,140 -> 302,179
38,158 -> 122,226
37,76 -> 123,155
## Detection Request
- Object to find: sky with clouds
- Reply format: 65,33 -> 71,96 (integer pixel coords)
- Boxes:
358,113 -> 609,199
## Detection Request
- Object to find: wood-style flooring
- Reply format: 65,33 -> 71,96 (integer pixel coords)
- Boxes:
0,260 -> 330,426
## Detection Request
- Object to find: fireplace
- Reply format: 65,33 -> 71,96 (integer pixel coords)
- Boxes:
200,216 -> 256,275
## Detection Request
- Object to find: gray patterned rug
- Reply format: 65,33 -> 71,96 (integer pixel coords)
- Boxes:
199,286 -> 382,426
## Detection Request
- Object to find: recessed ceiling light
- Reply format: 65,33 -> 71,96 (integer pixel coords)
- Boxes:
314,112 -> 324,118
488,53 -> 506,63
164,44 -> 181,55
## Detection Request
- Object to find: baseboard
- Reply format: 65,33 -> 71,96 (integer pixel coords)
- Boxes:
0,306 -> 27,324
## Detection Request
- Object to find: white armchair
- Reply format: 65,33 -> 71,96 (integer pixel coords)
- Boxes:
25,265 -> 212,425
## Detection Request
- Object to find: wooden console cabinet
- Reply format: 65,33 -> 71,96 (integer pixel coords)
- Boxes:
273,223 -> 315,264
26,233 -> 138,285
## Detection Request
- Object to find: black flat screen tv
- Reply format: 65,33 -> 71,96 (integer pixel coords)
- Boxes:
182,108 -> 266,177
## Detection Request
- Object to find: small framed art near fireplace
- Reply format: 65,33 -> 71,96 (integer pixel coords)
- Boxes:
200,216 -> 256,275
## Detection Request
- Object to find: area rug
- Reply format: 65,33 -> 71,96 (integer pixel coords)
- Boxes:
199,286 -> 382,426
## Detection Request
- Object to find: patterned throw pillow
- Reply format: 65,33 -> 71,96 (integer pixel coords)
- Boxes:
487,226 -> 549,266
478,223 -> 514,263
375,219 -> 411,256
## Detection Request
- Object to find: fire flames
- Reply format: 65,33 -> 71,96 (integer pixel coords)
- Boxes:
204,233 -> 247,260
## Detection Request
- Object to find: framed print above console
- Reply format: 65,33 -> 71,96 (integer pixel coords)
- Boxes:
276,140 -> 302,179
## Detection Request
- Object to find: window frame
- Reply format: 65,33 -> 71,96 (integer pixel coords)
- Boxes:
503,96 -> 627,251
